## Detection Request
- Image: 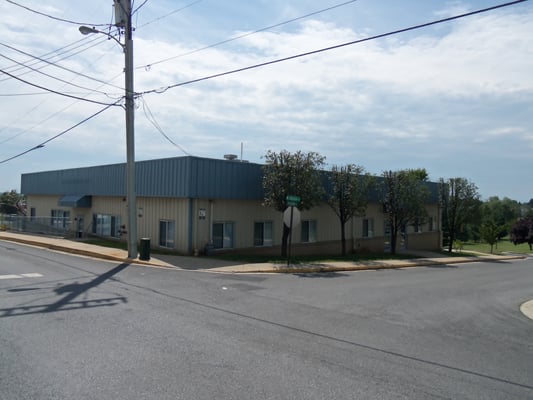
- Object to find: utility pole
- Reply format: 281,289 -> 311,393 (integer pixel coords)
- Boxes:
116,0 -> 137,259
79,1 -> 137,259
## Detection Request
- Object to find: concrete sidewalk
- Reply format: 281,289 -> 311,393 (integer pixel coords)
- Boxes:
0,231 -> 526,273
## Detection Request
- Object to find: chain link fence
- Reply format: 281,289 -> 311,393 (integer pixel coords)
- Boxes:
0,215 -> 72,237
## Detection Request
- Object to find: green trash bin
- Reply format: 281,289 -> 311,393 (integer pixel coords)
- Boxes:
139,238 -> 150,261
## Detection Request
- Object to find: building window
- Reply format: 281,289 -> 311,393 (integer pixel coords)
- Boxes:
51,209 -> 70,229
428,216 -> 434,232
30,208 -> 36,221
92,214 -> 121,238
301,220 -> 317,243
362,218 -> 374,238
254,221 -> 273,246
213,222 -> 234,249
159,220 -> 175,248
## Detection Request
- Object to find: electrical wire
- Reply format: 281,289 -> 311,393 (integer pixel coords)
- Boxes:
141,0 -> 528,96
0,53 -> 116,96
136,0 -> 204,29
138,0 -> 359,71
0,68 -> 122,107
0,72 -> 124,145
0,35 -> 111,84
132,0 -> 149,15
140,96 -> 191,156
0,100 -> 121,164
0,40 -> 125,90
1,35 -> 99,77
4,0 -> 112,27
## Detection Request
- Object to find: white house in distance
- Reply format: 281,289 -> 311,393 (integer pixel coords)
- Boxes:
20,155 -> 442,255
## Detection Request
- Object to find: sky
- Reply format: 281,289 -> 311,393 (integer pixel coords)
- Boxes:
0,0 -> 532,202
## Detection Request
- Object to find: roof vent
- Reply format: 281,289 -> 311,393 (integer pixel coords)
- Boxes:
224,154 -> 238,161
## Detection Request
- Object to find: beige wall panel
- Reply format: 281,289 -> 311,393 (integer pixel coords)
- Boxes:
24,194 -> 442,255
210,199 -> 281,248
26,195 -> 61,217
135,197 -> 190,252
27,195 -> 93,233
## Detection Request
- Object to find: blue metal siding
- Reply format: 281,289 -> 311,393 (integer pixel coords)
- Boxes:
21,156 -> 438,203
21,156 -> 264,200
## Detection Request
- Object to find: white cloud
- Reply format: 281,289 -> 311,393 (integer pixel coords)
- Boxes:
1,1 -> 532,201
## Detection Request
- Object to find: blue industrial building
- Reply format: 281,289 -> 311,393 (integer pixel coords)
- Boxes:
21,155 -> 442,255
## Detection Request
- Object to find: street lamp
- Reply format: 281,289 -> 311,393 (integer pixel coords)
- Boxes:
79,0 -> 137,259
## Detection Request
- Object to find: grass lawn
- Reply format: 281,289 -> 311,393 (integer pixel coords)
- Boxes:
460,240 -> 532,255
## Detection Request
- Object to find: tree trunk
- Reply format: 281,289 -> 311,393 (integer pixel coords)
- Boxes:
281,224 -> 290,257
340,221 -> 346,256
390,229 -> 397,254
447,230 -> 455,253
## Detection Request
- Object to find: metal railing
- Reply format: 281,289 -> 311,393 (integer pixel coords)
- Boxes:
1,215 -> 71,237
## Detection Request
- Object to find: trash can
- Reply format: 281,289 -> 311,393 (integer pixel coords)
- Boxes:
139,238 -> 150,261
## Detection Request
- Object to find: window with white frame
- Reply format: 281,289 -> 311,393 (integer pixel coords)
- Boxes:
428,216 -> 435,231
301,220 -> 317,243
159,220 -> 175,248
213,222 -> 234,249
254,221 -> 273,246
362,218 -> 374,238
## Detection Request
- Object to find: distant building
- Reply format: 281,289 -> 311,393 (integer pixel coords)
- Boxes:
21,155 -> 442,255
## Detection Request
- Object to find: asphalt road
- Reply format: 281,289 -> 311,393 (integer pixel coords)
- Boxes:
1,241 -> 532,399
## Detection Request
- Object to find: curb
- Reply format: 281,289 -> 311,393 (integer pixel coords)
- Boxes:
0,235 -> 174,269
1,233 -> 526,274
520,300 -> 533,321
206,254 -> 526,274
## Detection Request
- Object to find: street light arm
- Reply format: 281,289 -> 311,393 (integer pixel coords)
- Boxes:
79,26 -> 125,51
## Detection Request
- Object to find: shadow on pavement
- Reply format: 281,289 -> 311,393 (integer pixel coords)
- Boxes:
0,262 -> 130,318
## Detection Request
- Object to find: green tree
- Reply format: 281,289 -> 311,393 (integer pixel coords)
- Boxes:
439,177 -> 480,253
0,190 -> 25,215
480,220 -> 502,254
380,169 -> 430,254
510,217 -> 533,250
327,164 -> 374,255
262,150 -> 326,257
481,196 -> 521,239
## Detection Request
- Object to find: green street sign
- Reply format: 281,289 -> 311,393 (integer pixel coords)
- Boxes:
286,195 -> 301,207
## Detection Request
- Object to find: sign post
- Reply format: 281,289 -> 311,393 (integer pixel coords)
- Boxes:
284,195 -> 301,266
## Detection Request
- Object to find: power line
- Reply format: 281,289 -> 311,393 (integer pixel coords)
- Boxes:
0,53 -> 116,97
139,0 -> 359,71
0,40 -> 124,91
0,101 -> 120,164
140,96 -> 191,156
4,0 -> 112,26
0,72 -> 124,145
0,68 -> 122,107
132,0 -> 149,15
136,0 -> 204,29
0,35 -> 110,83
141,0 -> 528,96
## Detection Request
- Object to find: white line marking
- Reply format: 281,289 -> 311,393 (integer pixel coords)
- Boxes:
0,275 -> 22,280
0,273 -> 43,280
